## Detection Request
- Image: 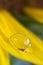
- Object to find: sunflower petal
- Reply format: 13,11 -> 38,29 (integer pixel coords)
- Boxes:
0,47 -> 10,65
0,9 -> 43,65
23,6 -> 43,24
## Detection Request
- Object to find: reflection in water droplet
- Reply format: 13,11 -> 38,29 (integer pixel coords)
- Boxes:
24,39 -> 30,45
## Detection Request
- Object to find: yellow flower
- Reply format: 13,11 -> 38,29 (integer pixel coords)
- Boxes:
0,9 -> 43,65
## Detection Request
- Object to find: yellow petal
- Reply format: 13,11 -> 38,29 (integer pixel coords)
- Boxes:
23,6 -> 43,24
0,46 -> 10,65
0,9 -> 43,65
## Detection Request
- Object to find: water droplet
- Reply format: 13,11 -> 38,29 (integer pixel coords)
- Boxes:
10,33 -> 31,52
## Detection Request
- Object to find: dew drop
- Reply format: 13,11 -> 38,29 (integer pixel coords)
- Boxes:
10,33 -> 31,52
